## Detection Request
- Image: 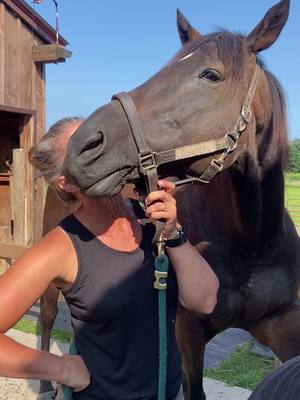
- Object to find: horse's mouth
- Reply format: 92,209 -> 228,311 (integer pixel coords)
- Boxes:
83,167 -> 135,197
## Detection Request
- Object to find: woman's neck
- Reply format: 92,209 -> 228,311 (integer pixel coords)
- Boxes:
74,194 -> 137,234
74,194 -> 142,252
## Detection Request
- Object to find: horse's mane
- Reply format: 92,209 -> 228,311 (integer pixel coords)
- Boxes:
174,30 -> 289,237
257,69 -> 289,169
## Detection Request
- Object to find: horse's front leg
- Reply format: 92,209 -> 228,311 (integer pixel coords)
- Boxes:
249,301 -> 300,363
39,284 -> 60,395
176,305 -> 208,400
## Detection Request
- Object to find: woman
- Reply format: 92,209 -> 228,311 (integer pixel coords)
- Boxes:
0,117 -> 219,399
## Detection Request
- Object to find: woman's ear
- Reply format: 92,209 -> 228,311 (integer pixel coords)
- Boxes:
57,176 -> 78,193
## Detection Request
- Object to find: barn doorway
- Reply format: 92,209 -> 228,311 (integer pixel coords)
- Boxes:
0,105 -> 36,273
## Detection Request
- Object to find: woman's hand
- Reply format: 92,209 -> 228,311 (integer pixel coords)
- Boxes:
60,354 -> 91,392
145,180 -> 178,237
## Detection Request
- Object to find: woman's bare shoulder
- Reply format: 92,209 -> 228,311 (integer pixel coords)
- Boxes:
0,227 -> 77,332
26,226 -> 74,264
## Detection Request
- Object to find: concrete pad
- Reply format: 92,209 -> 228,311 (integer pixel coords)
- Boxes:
204,377 -> 252,399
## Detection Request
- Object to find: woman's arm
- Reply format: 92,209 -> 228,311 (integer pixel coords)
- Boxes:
0,229 -> 90,391
145,180 -> 219,314
164,241 -> 219,313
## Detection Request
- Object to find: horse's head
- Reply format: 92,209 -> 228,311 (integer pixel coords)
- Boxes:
62,0 -> 290,196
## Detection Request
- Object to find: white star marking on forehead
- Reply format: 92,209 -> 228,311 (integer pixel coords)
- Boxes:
178,51 -> 196,62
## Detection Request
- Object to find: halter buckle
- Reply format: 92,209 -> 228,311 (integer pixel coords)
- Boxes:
210,159 -> 223,173
138,152 -> 157,174
241,104 -> 252,123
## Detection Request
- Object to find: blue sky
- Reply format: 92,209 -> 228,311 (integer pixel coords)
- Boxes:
27,0 -> 300,139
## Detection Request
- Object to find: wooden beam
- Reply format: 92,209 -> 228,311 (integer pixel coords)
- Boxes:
0,104 -> 35,115
32,44 -> 72,64
0,242 -> 28,259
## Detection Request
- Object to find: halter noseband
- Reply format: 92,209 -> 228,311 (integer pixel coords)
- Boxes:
112,64 -> 261,194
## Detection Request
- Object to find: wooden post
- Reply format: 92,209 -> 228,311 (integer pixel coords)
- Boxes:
0,3 -> 5,103
20,116 -> 34,245
12,148 -> 26,246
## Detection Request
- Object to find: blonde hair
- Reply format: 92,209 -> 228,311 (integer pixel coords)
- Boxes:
29,117 -> 84,203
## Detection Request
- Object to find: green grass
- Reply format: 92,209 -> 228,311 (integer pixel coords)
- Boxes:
285,173 -> 300,231
204,343 -> 274,390
14,319 -> 72,343
285,184 -> 300,202
285,172 -> 300,182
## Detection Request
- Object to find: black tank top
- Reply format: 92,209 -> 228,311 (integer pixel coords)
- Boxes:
59,201 -> 181,400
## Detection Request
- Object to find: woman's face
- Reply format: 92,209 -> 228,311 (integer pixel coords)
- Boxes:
57,120 -> 84,197
60,120 -> 84,160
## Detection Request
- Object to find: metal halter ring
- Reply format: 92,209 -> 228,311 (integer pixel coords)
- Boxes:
225,132 -> 239,153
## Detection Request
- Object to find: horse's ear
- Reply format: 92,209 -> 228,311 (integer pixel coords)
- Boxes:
247,0 -> 290,54
177,9 -> 202,45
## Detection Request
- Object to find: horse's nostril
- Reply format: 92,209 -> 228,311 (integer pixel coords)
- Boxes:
80,131 -> 105,154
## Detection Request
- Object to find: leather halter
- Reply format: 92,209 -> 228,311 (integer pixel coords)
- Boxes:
112,64 -> 261,195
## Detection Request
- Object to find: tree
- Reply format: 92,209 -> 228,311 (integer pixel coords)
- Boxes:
289,139 -> 300,173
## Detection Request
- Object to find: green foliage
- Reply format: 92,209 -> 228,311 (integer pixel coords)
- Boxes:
289,139 -> 300,173
204,343 -> 274,390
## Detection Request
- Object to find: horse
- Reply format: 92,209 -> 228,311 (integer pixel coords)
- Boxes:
39,0 -> 300,399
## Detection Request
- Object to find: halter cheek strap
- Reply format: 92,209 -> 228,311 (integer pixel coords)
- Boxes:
111,92 -> 159,194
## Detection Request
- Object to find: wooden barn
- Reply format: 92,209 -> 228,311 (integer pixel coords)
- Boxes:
0,0 -> 71,271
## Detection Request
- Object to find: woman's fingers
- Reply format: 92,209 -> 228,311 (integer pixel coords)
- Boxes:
157,180 -> 176,193
145,197 -> 177,226
146,190 -> 175,206
146,201 -> 167,215
145,179 -> 177,226
148,211 -> 169,221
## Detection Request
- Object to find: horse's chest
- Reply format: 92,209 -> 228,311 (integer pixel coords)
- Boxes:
242,264 -> 295,322
210,260 -> 295,331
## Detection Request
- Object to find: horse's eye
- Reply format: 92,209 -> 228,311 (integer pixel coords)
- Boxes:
199,69 -> 223,82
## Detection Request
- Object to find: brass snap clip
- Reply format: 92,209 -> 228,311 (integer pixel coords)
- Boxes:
154,270 -> 168,290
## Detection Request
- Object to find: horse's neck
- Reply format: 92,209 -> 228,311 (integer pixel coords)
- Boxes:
177,156 -> 285,254
260,163 -> 285,242
231,159 -> 285,252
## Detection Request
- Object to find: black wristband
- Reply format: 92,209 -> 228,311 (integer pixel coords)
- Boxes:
164,227 -> 187,248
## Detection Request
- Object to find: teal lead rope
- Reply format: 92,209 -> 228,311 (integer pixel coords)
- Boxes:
154,242 -> 169,400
